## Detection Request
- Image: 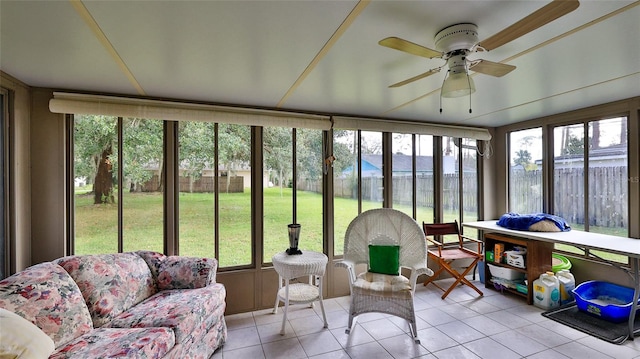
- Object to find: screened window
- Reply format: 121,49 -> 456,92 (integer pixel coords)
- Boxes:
74,115 -> 119,254
262,127 -> 324,262
121,118 -> 164,253
442,136 -> 459,223
361,131 -> 383,211
71,112 -> 484,267
294,128 -> 324,255
553,117 -> 629,263
73,115 -> 165,254
461,138 -> 479,238
391,133 -> 437,224
333,130 -> 358,256
332,130 -> 383,255
216,124 -> 252,267
509,128 -> 543,214
177,121 -> 216,258
440,137 -> 479,238
415,135 -> 435,223
392,133 -> 413,217
263,127 -> 294,261
177,122 -> 252,266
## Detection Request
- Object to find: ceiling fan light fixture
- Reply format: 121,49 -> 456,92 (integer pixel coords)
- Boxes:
441,72 -> 475,98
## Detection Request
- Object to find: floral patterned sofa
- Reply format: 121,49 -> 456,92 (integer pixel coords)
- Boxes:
0,251 -> 227,359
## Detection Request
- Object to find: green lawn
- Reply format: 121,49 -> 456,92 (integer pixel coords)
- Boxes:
74,188 -> 629,266
75,188 -> 397,266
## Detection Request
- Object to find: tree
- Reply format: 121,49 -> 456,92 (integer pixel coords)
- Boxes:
117,118 -> 164,192
74,115 -> 117,204
513,149 -> 532,169
296,129 -> 323,182
75,116 -> 165,204
218,124 -> 251,193
263,127 -> 292,195
563,135 -> 584,155
332,130 -> 355,175
361,133 -> 382,155
178,122 -> 217,192
591,121 -> 600,150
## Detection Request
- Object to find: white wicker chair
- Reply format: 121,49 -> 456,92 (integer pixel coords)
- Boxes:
335,208 -> 433,343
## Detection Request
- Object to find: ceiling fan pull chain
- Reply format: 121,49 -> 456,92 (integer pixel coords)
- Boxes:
439,71 -> 448,114
466,73 -> 472,113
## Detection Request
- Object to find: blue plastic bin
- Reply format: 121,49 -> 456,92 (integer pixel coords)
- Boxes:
572,280 -> 640,323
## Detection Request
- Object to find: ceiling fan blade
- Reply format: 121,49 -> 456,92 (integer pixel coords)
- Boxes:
389,68 -> 441,88
470,60 -> 516,77
379,37 -> 442,59
478,0 -> 580,51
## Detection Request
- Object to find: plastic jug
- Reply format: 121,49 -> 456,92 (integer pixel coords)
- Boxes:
533,271 -> 560,310
556,269 -> 575,305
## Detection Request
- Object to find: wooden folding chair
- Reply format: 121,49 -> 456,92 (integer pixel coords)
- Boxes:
422,220 -> 483,299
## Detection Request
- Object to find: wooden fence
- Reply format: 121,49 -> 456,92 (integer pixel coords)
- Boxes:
310,174 -> 476,212
510,166 -> 628,227
142,175 -> 244,193
554,166 -> 628,227
309,166 -> 628,228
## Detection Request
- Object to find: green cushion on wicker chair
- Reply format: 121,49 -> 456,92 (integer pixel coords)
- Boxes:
368,244 -> 400,276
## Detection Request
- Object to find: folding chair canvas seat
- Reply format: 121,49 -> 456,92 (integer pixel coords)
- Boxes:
422,221 -> 483,300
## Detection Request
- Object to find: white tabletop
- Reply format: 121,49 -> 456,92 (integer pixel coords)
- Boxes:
463,220 -> 640,259
272,251 -> 328,279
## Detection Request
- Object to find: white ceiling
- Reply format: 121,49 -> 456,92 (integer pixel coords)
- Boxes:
2,0 -> 639,128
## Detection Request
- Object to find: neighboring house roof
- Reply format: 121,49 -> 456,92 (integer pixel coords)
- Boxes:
343,154 -> 459,176
534,144 -> 627,168
554,143 -> 626,161
360,154 -> 434,172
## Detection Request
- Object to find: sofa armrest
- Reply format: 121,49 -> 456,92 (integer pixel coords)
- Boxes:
136,251 -> 218,290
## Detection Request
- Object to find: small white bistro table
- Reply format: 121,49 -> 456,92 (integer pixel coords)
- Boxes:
272,250 -> 329,335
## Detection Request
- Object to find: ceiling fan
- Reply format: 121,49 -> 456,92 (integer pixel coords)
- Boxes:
379,0 -> 580,106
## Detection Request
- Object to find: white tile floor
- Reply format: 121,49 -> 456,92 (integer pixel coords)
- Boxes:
215,278 -> 640,359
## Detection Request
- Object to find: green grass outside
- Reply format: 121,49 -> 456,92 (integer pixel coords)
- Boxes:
74,187 -> 629,266
75,187 -> 437,266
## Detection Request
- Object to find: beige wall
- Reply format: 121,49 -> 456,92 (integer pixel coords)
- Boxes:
1,72 -> 31,272
481,128 -> 502,221
30,88 -> 67,263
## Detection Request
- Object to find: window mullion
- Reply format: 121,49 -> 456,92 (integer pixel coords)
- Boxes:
117,117 -> 123,253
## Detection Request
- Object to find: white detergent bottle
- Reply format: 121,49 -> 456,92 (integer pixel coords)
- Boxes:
556,269 -> 575,305
533,271 -> 560,310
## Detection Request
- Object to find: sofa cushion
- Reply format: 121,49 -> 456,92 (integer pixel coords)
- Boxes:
0,262 -> 93,348
135,251 -> 166,291
136,251 -> 217,290
107,284 -> 226,345
157,256 -> 217,290
56,252 -> 156,328
0,308 -> 56,358
50,327 -> 175,359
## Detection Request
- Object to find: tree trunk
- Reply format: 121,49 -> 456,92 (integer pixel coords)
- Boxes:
561,127 -> 569,155
93,145 -> 114,204
591,121 -> 600,150
156,164 -> 164,192
620,118 -> 627,145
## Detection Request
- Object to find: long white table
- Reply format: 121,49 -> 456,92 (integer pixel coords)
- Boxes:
463,220 -> 640,340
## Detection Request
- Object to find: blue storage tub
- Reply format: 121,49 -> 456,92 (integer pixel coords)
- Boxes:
572,280 -> 640,323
